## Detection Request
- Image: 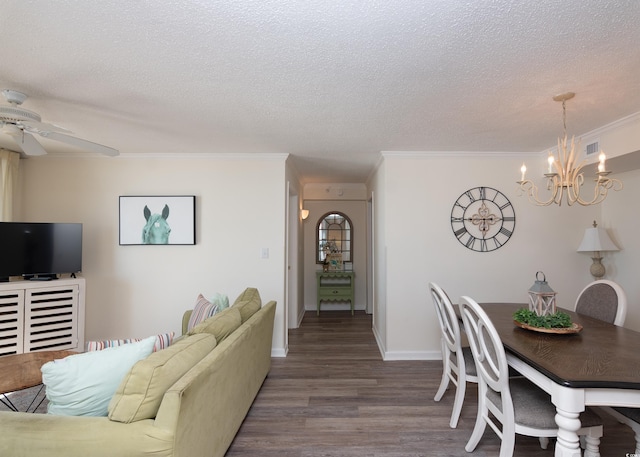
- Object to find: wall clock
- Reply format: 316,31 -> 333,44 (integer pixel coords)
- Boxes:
450,186 -> 515,252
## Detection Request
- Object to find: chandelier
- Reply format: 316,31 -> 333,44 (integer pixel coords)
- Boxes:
517,92 -> 623,206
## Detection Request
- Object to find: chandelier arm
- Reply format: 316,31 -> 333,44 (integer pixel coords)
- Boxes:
517,178 -> 560,206
574,177 -> 622,206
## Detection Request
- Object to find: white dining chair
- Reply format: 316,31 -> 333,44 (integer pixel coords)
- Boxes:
459,296 -> 603,457
574,279 -> 627,326
429,282 -> 478,428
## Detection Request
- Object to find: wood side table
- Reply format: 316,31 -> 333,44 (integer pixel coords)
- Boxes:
0,350 -> 74,412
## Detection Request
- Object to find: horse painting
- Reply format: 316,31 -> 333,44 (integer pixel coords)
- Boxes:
142,204 -> 171,244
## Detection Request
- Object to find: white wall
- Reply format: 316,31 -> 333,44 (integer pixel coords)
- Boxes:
371,152 -> 600,360
17,153 -> 289,355
601,167 -> 640,330
367,161 -> 387,355
285,160 -> 306,334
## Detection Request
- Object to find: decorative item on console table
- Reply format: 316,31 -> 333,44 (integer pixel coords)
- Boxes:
327,253 -> 342,271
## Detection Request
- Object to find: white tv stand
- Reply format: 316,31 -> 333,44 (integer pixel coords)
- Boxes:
0,277 -> 85,356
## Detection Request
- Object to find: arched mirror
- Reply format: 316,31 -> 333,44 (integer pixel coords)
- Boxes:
316,212 -> 352,265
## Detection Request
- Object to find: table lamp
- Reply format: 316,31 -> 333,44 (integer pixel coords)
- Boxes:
577,221 -> 619,279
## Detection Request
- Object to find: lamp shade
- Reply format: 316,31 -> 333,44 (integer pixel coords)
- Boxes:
577,222 -> 619,253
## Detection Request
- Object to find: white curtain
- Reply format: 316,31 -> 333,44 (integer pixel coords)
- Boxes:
0,149 -> 20,221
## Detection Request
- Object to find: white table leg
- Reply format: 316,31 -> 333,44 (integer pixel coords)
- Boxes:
554,406 -> 582,457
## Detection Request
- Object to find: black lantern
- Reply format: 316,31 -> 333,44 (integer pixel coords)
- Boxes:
528,271 -> 557,316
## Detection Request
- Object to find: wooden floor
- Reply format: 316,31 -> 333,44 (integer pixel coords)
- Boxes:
226,310 -> 637,457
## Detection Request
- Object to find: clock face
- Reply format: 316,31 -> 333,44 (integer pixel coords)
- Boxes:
450,186 -> 515,252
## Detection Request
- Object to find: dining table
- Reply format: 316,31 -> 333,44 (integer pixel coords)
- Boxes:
478,303 -> 640,457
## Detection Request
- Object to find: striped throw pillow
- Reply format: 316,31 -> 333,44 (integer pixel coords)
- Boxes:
186,294 -> 219,331
86,332 -> 175,353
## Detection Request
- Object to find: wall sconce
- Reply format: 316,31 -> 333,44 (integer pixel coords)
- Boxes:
300,209 -> 309,220
577,221 -> 620,279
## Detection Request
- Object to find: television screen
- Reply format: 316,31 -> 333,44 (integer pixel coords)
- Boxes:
0,222 -> 82,279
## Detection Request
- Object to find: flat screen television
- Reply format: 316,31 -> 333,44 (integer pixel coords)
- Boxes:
0,222 -> 82,281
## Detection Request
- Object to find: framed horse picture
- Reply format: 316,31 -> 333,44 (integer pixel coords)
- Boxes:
119,196 -> 196,245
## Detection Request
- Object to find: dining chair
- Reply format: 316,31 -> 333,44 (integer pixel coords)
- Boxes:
429,282 -> 478,428
575,281 -> 640,452
459,296 -> 603,457
574,279 -> 627,326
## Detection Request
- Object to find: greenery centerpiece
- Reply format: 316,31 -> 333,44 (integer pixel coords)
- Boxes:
513,308 -> 572,329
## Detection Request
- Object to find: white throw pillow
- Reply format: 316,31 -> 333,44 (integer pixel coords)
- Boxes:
41,335 -> 156,416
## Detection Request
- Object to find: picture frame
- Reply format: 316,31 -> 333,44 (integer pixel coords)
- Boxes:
119,196 -> 196,245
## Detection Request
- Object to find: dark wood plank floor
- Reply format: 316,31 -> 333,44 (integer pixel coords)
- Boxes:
227,310 -> 637,456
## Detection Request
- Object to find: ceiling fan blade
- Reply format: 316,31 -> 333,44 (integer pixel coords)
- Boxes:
39,131 -> 119,157
20,119 -> 72,134
15,131 -> 48,156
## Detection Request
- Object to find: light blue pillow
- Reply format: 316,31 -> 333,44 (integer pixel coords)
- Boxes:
41,335 -> 156,416
211,292 -> 229,311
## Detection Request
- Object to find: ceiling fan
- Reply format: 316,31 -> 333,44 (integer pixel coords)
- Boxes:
0,89 -> 118,157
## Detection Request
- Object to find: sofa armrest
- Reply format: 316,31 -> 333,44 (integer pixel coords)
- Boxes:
181,310 -> 192,336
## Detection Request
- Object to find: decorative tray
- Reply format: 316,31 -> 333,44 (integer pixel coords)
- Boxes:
513,320 -> 583,334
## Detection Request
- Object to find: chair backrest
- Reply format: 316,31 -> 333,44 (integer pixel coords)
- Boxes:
429,283 -> 462,358
575,280 -> 627,326
458,296 -> 513,418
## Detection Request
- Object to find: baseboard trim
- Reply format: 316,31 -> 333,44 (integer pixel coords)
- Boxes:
382,350 -> 442,361
271,347 -> 287,358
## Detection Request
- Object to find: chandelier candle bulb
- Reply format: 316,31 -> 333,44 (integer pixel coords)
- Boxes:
598,152 -> 606,173
547,153 -> 554,173
520,163 -> 526,181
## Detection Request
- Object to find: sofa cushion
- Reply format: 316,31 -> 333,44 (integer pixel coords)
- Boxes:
187,306 -> 242,343
108,333 -> 217,423
234,299 -> 262,323
86,332 -> 175,352
233,287 -> 261,306
186,294 -> 219,331
41,336 -> 157,417
232,287 -> 262,323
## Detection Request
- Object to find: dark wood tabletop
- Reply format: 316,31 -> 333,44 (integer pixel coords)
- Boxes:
478,303 -> 640,390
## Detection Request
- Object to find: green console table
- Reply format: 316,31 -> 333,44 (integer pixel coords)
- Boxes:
316,271 -> 355,315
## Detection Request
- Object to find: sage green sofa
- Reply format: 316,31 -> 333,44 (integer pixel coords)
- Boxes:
0,288 -> 276,457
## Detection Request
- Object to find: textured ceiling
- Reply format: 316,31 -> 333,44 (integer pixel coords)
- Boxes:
1,0 -> 639,183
